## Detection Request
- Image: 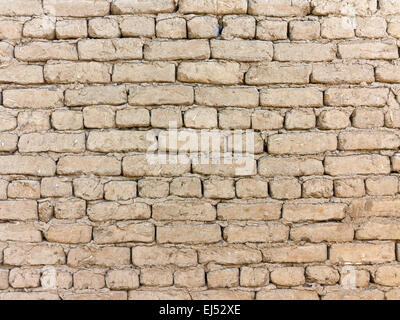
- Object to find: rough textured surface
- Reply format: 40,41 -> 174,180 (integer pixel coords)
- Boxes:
0,0 -> 400,301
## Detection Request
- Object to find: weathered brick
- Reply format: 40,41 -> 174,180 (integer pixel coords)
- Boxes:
94,223 -> 154,244
198,246 -> 262,265
312,64 -> 374,84
157,224 -> 221,244
338,131 -> 400,151
68,247 -> 130,267
291,223 -> 354,242
132,246 -> 197,267
180,0 -> 247,14
261,88 -> 323,107
45,224 -> 92,244
65,86 -> 127,106
325,88 -> 389,107
0,223 -> 41,242
249,0 -> 310,16
325,155 -> 391,176
4,244 -> 65,266
178,62 -> 242,85
78,38 -> 143,61
19,133 -> 85,153
211,40 -> 273,62
0,156 -> 56,176
356,219 -> 400,240
259,157 -> 324,177
15,42 -> 78,62
350,199 -> 400,218
129,85 -> 194,106
224,223 -> 289,243
44,0 -> 109,17
217,203 -> 281,221
123,155 -> 190,177
330,243 -> 395,264
195,87 -> 259,108
0,64 -> 44,84
144,40 -> 210,61
312,0 -> 377,16
246,64 -> 311,85
153,201 -> 216,221
274,43 -> 336,62
88,202 -> 149,222
113,62 -> 175,83
338,41 -> 399,60
263,244 -> 327,263
112,0 -> 175,14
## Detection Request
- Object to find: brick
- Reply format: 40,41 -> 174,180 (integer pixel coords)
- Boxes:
312,63 -> 374,84
129,85 -> 194,106
261,88 -> 323,107
140,268 -> 173,287
256,20 -> 287,40
65,86 -> 127,106
236,179 -> 269,198
89,17 -> 120,38
78,38 -> 142,61
178,62 -> 242,85
153,201 -> 215,221
252,111 -> 284,130
63,292 -> 126,301
180,0 -> 247,14
375,266 -> 400,287
15,42 -> 78,62
0,156 -> 56,176
240,267 -> 269,287
106,270 -> 139,290
312,0 -> 377,16
338,41 -> 399,60
207,268 -> 239,288
259,157 -> 324,177
352,109 -> 384,129
224,223 -> 289,243
325,88 -> 389,107
120,16 -> 155,38
144,40 -> 210,61
0,64 -> 44,84
157,224 -> 221,244
74,271 -> 104,290
112,0 -> 175,14
43,0 -> 109,17
388,21 -> 400,38
0,19 -> 23,40
330,243 -> 395,264
285,109 -> 316,130
356,17 -> 386,38
193,157 -> 256,177
57,156 -> 121,176
170,177 -> 202,198
318,110 -> 350,130
0,223 -> 41,242
138,178 -> 169,198
217,203 -> 281,221
17,111 -> 51,133
175,267 -> 205,288
41,178 -> 72,198
87,131 -> 156,153
55,199 -> 85,219
195,87 -> 259,108
263,244 -> 327,263
187,16 -> 219,39
73,178 -> 102,202
302,179 -> 333,198
0,0 -> 42,16
23,17 -> 55,39
306,266 -> 339,285
246,64 -> 311,85
51,111 -> 83,130
325,155 -> 391,176
44,224 -> 92,244
366,176 -> 398,196
380,0 -> 400,14
249,0 -> 310,16
257,289 -> 318,300
104,181 -> 137,201
376,64 -> 400,83
151,108 -> 183,129
356,219 -> 400,240
156,18 -> 186,39
334,178 -> 365,198
4,244 -> 65,266
291,223 -> 354,242
211,40 -> 273,62
123,155 -> 190,177
204,178 -> 235,199
19,133 -> 85,153
56,19 -> 87,39
8,181 -> 40,199
113,62 -> 175,83
93,223 -> 154,244
350,199 -> 400,218
271,267 -> 305,287
191,290 -> 254,300
289,21 -> 320,40
68,247 -> 130,267
3,89 -> 63,109
116,108 -> 150,128
83,106 -> 115,129
9,268 -> 41,288
44,61 -> 110,84
274,43 -> 336,62
269,179 -> 301,200
0,113 -> 16,132
323,289 -> 384,300
0,270 -> 8,290
131,246 -> 197,267
198,247 -> 262,265
222,16 -> 256,40
88,202 -> 149,222
0,133 -> 17,152
338,131 -> 400,151
321,17 -> 355,39
268,133 -> 337,155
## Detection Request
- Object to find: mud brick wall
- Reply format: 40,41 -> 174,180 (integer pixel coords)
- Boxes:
2,0 -> 400,300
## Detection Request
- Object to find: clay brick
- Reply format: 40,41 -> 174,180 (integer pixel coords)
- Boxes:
211,40 -> 273,62
222,16 -> 256,40
178,62 -> 242,85
144,40 -> 210,61
153,201 -> 215,221
68,247 -> 130,267
88,202 -> 149,222
330,243 -> 395,264
283,203 -> 347,222
113,62 -> 175,83
207,268 -> 239,288
106,270 -> 139,290
338,41 -> 399,60
156,18 -> 186,39
0,156 -> 56,177
375,266 -> 400,287
325,155 -> 390,176
132,246 -> 197,267
65,86 -> 127,106
261,88 -> 323,107
56,19 -> 87,39
78,39 -> 143,61
0,64 -> 44,84
246,64 -> 311,85
4,244 -> 66,266
224,223 -> 289,243
44,224 -> 92,244
306,266 -> 339,285
112,0 -> 175,14
157,224 -> 221,244
312,0 -> 377,16
0,223 -> 41,242
187,16 -> 219,39
312,64 -> 374,84
291,223 -> 354,242
44,0 -> 109,17
274,43 -> 336,62
15,42 -> 78,62
129,85 -> 194,106
263,244 -> 327,263
0,0 -> 42,16
120,16 -> 155,38
325,88 -> 389,107
356,219 -> 400,240
259,157 -> 324,177
123,155 -> 190,177
195,87 -> 259,108
366,176 -> 398,196
334,178 -> 365,198
175,267 -> 205,288
88,17 -> 120,38
93,223 -> 155,244
180,0 -> 247,14
270,267 -> 305,287
256,20 -> 287,40
19,133 -> 85,153
249,0 -> 310,16
55,199 -> 85,219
